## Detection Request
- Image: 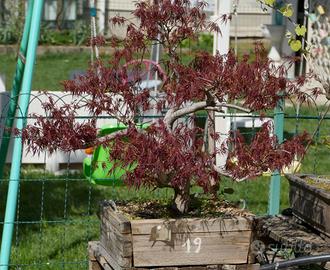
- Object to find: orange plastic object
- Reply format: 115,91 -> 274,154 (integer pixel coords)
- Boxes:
84,147 -> 94,155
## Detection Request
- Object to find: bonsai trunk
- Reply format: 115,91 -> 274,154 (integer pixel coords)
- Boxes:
173,183 -> 190,214
172,175 -> 219,214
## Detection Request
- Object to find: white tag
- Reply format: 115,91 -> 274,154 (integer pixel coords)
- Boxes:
150,225 -> 171,241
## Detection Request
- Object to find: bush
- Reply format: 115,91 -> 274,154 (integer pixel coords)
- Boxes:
0,24 -> 20,44
39,21 -> 90,46
181,33 -> 213,52
0,21 -> 90,46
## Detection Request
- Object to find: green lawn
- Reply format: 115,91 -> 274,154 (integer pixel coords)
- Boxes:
284,106 -> 330,175
0,38 -> 265,91
0,45 -> 329,269
0,171 -> 290,269
0,119 -> 328,269
0,52 -> 91,91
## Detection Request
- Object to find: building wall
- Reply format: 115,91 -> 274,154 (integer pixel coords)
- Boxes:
306,0 -> 330,87
0,0 -> 270,38
230,13 -> 271,37
104,0 -> 271,38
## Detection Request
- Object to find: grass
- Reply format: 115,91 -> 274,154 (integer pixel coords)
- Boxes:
0,170 -> 290,269
0,38 -> 266,91
0,119 -> 328,269
284,106 -> 330,175
0,171 -> 175,269
0,43 -> 329,268
0,52 -> 91,91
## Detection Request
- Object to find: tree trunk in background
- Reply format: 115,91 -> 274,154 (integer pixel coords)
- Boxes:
77,0 -> 84,19
56,0 -> 64,30
18,0 -> 25,30
0,0 -> 6,24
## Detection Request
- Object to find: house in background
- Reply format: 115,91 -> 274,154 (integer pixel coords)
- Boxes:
1,0 -> 328,81
0,0 -> 272,37
306,0 -> 329,88
42,0 -> 87,28
40,0 -> 330,85
93,0 -> 272,38
38,0 -> 273,38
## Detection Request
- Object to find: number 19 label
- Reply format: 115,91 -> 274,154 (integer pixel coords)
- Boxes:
182,238 -> 202,253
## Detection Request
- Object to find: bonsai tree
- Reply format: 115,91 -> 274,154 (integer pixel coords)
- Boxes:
24,0 -> 313,214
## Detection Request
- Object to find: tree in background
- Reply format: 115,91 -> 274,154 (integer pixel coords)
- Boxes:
0,0 -> 25,44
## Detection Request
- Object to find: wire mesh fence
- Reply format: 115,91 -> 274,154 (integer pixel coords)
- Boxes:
0,91 -> 329,269
0,0 -> 329,268
0,0 -> 135,46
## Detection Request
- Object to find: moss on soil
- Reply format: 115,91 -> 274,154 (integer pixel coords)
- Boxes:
114,198 -> 253,220
306,177 -> 330,192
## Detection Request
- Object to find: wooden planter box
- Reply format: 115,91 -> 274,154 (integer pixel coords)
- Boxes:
98,205 -> 254,270
286,174 -> 330,238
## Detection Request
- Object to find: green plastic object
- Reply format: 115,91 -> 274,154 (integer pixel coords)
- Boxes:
83,123 -> 148,186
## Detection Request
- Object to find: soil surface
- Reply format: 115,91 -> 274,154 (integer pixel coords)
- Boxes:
113,199 -> 253,220
306,177 -> 330,192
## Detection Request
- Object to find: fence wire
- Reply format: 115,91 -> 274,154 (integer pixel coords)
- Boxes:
0,92 -> 329,269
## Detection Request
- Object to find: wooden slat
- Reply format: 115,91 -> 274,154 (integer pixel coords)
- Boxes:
103,244 -> 131,267
287,174 -> 330,200
206,265 -> 222,270
100,214 -> 133,259
100,225 -> 133,247
98,255 -> 113,270
131,217 -> 252,235
132,231 -> 251,267
96,241 -> 132,270
89,242 -> 103,270
101,230 -> 133,257
290,185 -> 330,237
174,267 -> 212,270
101,216 -> 132,242
255,216 -> 330,255
89,241 -> 99,261
89,260 -> 103,270
102,207 -> 132,234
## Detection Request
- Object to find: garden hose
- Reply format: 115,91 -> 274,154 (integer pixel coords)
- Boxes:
260,254 -> 330,270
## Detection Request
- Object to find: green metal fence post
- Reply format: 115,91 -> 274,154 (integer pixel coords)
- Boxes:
267,0 -> 284,216
0,0 -> 35,179
0,0 -> 44,269
268,98 -> 284,215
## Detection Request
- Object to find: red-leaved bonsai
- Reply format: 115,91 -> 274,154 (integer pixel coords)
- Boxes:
24,0 -> 313,214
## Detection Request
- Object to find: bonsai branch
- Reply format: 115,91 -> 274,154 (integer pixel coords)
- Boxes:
213,165 -> 262,182
164,101 -> 251,129
84,128 -> 146,148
